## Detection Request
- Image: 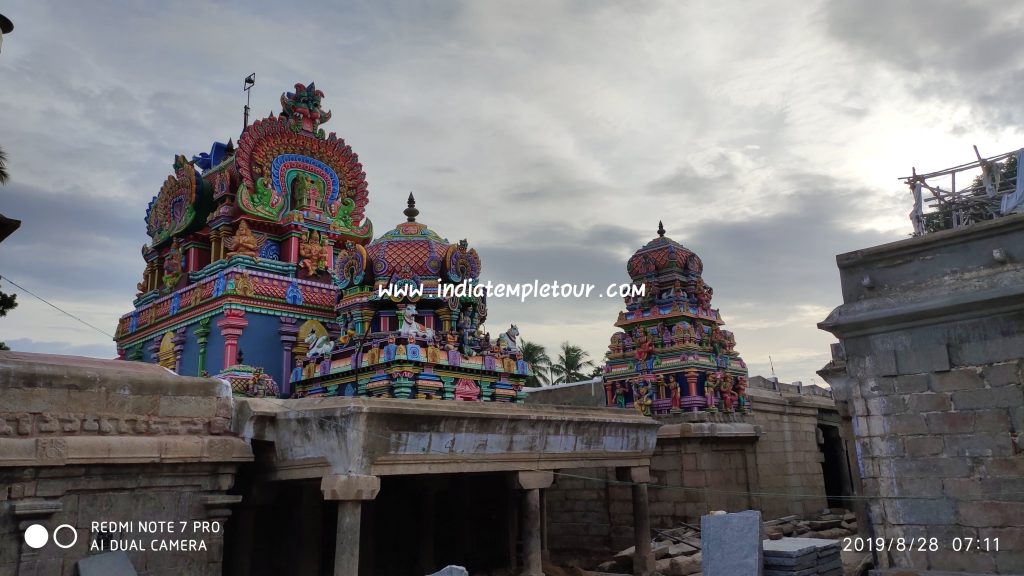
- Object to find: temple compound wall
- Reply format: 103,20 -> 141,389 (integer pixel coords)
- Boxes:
528,377 -> 849,555
0,351 -> 660,576
818,213 -> 1024,575
0,352 -> 252,576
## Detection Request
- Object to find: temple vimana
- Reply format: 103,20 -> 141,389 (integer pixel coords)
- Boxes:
3,80 -> 1022,576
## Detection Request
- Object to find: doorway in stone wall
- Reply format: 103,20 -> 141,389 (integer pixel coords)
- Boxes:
817,423 -> 853,510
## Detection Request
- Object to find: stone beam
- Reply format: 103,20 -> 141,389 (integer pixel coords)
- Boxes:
514,471 -> 554,490
320,474 -> 380,501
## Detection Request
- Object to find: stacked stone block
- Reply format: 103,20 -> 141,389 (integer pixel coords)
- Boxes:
819,214 -> 1024,574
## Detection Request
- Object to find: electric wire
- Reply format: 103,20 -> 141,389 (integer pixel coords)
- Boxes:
0,274 -> 115,339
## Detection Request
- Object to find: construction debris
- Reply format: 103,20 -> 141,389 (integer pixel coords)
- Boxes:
556,509 -> 859,576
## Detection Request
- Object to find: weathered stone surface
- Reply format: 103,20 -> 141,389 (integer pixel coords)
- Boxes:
77,551 -> 139,576
929,368 -> 984,392
320,474 -> 380,501
654,552 -> 702,576
818,214 -> 1024,576
764,567 -> 816,576
702,510 -> 761,576
515,471 -> 555,490
764,554 -> 816,569
762,539 -> 817,558
807,519 -> 841,530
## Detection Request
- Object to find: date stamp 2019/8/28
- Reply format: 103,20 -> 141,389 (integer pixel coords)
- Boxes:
843,537 -> 999,553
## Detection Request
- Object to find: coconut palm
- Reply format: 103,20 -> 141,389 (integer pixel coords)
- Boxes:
550,341 -> 595,384
518,340 -> 551,387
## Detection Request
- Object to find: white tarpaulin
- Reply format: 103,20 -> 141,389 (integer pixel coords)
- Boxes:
1000,148 -> 1024,215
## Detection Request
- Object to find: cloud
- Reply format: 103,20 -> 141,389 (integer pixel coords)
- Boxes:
3,0 -> 1021,388
824,0 -> 1024,129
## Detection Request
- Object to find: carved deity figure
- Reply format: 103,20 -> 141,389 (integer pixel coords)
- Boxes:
710,326 -> 727,357
735,377 -> 749,412
704,372 -> 720,411
634,382 -> 653,417
161,239 -> 184,291
613,382 -> 627,408
290,357 -> 305,384
426,339 -> 444,364
695,278 -> 712,310
363,342 -> 381,366
634,333 -> 654,372
383,335 -> 398,362
669,379 -> 681,412
720,373 -> 737,412
445,331 -> 459,351
298,231 -> 326,276
228,220 -> 259,258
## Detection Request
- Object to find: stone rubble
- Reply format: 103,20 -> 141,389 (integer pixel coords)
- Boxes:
549,508 -> 859,576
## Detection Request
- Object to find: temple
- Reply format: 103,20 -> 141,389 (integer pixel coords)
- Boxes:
114,82 -> 528,401
602,221 -> 750,415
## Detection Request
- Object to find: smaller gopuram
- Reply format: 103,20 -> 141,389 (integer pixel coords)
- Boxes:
294,195 -> 531,402
603,222 -> 749,415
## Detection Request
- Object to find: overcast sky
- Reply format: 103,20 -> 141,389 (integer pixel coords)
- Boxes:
2,0 -> 1023,385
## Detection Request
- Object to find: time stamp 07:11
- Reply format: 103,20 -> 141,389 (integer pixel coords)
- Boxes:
843,537 -> 999,553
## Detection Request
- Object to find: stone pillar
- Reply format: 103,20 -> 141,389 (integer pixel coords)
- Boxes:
172,326 -> 187,373
279,317 -> 299,396
685,370 -> 699,408
146,336 -> 161,364
540,488 -> 550,562
324,239 -> 335,271
194,318 -> 211,376
515,471 -> 553,576
283,232 -> 301,264
210,229 -> 223,262
321,474 -> 381,576
436,309 -> 452,332
618,466 -> 654,576
217,309 -> 248,369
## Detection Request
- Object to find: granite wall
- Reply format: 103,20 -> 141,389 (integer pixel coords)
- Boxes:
818,213 -> 1024,574
537,380 -> 842,555
0,352 -> 252,576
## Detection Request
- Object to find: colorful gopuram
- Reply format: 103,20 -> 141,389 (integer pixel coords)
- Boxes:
603,222 -> 749,416
114,82 -> 528,401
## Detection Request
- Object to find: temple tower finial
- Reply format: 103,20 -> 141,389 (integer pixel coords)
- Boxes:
657,220 -> 665,237
404,192 -> 419,222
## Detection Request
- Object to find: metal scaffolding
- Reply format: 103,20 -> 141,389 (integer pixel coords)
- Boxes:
903,146 -> 1024,235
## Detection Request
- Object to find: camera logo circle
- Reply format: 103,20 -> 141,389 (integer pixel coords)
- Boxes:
53,524 -> 78,549
24,524 -> 47,549
23,524 -> 77,549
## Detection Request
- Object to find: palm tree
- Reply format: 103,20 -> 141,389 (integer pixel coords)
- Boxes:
519,340 -> 551,387
550,341 -> 595,384
0,146 -> 8,184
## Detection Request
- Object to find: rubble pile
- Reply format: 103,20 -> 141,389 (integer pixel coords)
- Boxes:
567,509 -> 859,576
763,509 -> 858,541
587,525 -> 702,576
763,538 -> 842,576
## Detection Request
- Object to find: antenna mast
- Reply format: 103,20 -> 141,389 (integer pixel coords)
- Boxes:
768,355 -> 776,377
243,73 -> 255,131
